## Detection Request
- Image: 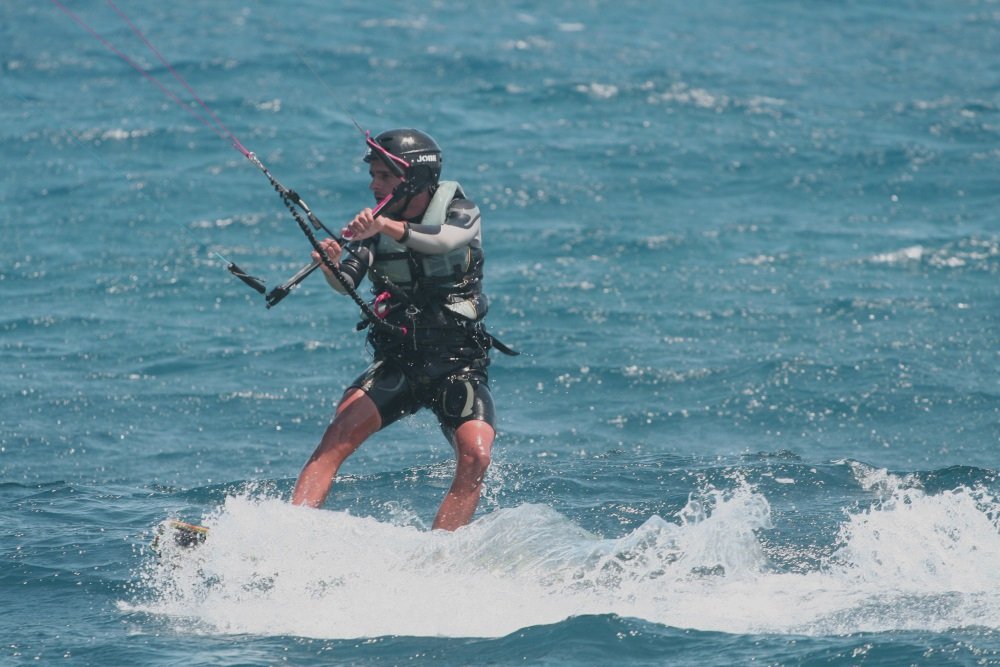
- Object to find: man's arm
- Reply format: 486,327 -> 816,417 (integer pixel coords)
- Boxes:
312,237 -> 373,294
403,199 -> 482,254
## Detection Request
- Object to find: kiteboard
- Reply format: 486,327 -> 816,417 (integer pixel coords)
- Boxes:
152,519 -> 209,554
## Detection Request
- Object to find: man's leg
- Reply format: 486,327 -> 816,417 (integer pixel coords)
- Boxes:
432,419 -> 495,530
291,389 -> 382,508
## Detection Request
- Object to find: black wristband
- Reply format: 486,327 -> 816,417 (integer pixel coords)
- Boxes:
398,222 -> 410,244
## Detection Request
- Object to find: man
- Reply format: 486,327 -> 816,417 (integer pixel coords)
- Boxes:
291,128 -> 503,531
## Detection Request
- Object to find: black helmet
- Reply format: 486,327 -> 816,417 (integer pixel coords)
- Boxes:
364,128 -> 442,190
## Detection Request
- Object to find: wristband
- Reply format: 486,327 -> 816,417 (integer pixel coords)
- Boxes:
398,222 -> 411,244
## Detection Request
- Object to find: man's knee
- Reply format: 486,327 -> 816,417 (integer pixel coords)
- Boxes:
454,421 -> 494,478
458,443 -> 491,474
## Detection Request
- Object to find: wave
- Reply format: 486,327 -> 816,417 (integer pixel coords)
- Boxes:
867,236 -> 999,270
127,464 -> 1000,639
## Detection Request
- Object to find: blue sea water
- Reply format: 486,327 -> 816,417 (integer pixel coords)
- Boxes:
3,0 -> 999,664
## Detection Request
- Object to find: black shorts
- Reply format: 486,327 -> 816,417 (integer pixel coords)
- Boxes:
348,358 -> 495,440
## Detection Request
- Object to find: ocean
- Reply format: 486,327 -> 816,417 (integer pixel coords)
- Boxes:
2,1 -> 999,664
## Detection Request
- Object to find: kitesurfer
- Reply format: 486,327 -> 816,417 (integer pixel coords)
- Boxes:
291,129 -> 506,530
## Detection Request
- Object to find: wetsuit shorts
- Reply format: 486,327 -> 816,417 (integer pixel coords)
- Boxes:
348,359 -> 495,440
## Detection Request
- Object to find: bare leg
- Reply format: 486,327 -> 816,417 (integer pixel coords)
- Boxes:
291,389 -> 381,507
432,420 -> 495,531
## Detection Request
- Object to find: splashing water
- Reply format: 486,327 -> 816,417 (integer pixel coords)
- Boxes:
127,471 -> 1000,639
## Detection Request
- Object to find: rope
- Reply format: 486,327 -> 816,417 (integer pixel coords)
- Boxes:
265,177 -> 409,338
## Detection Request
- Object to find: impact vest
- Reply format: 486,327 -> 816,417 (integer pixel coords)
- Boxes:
369,181 -> 486,320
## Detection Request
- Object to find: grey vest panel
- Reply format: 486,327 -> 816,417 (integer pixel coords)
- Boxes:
372,181 -> 472,284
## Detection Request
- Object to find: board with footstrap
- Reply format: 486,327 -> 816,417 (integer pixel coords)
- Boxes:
152,519 -> 209,554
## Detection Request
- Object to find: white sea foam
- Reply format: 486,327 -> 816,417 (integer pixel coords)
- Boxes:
128,472 -> 1000,639
870,245 -> 925,264
869,237 -> 1000,269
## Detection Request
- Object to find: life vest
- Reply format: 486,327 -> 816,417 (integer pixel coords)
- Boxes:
369,181 -> 486,321
365,182 -> 518,356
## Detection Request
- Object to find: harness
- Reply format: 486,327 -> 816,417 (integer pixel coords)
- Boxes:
360,183 -> 517,357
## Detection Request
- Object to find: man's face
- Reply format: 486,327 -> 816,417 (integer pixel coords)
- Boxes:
368,160 -> 404,202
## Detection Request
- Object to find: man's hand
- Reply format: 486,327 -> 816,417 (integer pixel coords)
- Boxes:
342,208 -> 382,241
311,237 -> 342,277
